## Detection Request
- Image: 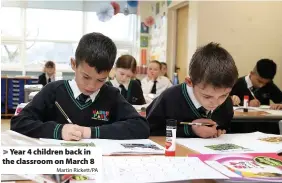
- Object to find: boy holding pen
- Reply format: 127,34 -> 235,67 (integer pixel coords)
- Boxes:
146,42 -> 238,138
230,59 -> 282,107
11,32 -> 150,141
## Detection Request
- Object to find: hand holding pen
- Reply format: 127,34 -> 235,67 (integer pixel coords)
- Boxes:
181,119 -> 225,138
248,88 -> 260,107
55,101 -> 85,141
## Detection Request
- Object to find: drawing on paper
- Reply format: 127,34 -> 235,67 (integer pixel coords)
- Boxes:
259,137 -> 282,143
190,153 -> 282,182
221,155 -> 282,180
205,143 -> 251,152
121,143 -> 162,150
60,142 -> 95,147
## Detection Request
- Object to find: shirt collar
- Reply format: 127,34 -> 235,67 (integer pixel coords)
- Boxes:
110,78 -> 129,90
146,76 -> 161,82
245,74 -> 253,89
186,84 -> 202,109
68,79 -> 99,102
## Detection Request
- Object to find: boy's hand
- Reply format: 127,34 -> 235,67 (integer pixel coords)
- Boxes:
270,104 -> 282,110
61,124 -> 83,141
82,127 -> 91,139
191,119 -> 217,138
249,99 -> 260,107
213,129 -> 226,138
231,95 -> 241,106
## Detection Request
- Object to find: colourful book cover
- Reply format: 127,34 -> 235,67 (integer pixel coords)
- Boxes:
190,153 -> 282,182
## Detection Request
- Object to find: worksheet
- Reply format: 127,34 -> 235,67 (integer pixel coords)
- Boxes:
102,156 -> 228,183
176,132 -> 282,154
39,138 -> 165,155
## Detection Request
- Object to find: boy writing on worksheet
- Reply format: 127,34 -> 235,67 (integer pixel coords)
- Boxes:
146,42 -> 238,138
11,32 -> 150,141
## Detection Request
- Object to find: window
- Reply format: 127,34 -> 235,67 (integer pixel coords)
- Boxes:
26,9 -> 83,41
0,7 -> 22,37
86,13 -> 136,42
26,42 -> 77,64
1,44 -> 21,64
1,6 -> 138,73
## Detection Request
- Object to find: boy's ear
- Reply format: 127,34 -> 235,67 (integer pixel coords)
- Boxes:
185,77 -> 193,87
70,58 -> 76,70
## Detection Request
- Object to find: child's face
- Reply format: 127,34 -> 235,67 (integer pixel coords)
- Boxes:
115,68 -> 133,84
46,67 -> 55,76
250,72 -> 271,88
71,60 -> 108,96
147,63 -> 161,80
161,65 -> 167,76
186,78 -> 231,111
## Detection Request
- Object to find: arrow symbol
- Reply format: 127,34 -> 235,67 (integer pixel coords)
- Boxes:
3,150 -> 8,155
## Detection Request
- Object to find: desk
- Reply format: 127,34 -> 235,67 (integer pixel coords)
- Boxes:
232,110 -> 282,134
7,136 -> 216,183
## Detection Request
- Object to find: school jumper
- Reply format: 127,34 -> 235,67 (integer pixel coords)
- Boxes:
106,79 -> 146,105
230,75 -> 282,105
11,80 -> 150,140
146,83 -> 234,137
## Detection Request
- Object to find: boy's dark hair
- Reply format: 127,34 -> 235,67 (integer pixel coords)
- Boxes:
45,61 -> 55,68
115,55 -> 137,73
254,59 -> 276,80
189,42 -> 238,88
149,60 -> 162,69
75,32 -> 117,73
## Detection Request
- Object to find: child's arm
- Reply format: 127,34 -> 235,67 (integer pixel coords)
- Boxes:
10,83 -> 65,139
134,80 -> 146,105
146,93 -> 196,137
89,92 -> 150,139
213,97 -> 234,132
269,82 -> 282,103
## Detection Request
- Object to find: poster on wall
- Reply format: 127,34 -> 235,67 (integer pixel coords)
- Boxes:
141,22 -> 149,34
156,2 -> 160,15
141,49 -> 147,65
167,0 -> 172,6
140,36 -> 149,47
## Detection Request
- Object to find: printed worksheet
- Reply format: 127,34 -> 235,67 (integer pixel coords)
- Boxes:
176,132 -> 282,154
102,156 -> 228,183
40,138 -> 165,155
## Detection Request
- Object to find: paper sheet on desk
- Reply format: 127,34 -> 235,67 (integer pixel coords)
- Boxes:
1,130 -> 49,146
176,132 -> 282,154
39,138 -> 165,155
102,156 -> 228,183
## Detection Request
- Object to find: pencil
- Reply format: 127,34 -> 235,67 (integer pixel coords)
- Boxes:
248,88 -> 257,99
180,122 -> 214,127
55,101 -> 73,124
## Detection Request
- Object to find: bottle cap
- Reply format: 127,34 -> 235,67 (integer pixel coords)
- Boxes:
166,119 -> 177,126
244,95 -> 249,100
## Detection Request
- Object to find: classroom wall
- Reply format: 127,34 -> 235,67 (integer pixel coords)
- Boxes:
196,1 -> 282,89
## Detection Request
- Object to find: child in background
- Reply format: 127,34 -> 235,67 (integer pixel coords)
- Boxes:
230,59 -> 282,107
38,61 -> 56,86
146,42 -> 238,138
160,62 -> 168,78
11,32 -> 149,140
141,60 -> 172,102
106,55 -> 146,105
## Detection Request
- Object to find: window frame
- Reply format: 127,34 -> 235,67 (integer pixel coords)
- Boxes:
1,7 -> 139,74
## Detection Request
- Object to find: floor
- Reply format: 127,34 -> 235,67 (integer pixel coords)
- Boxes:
1,119 -> 10,132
